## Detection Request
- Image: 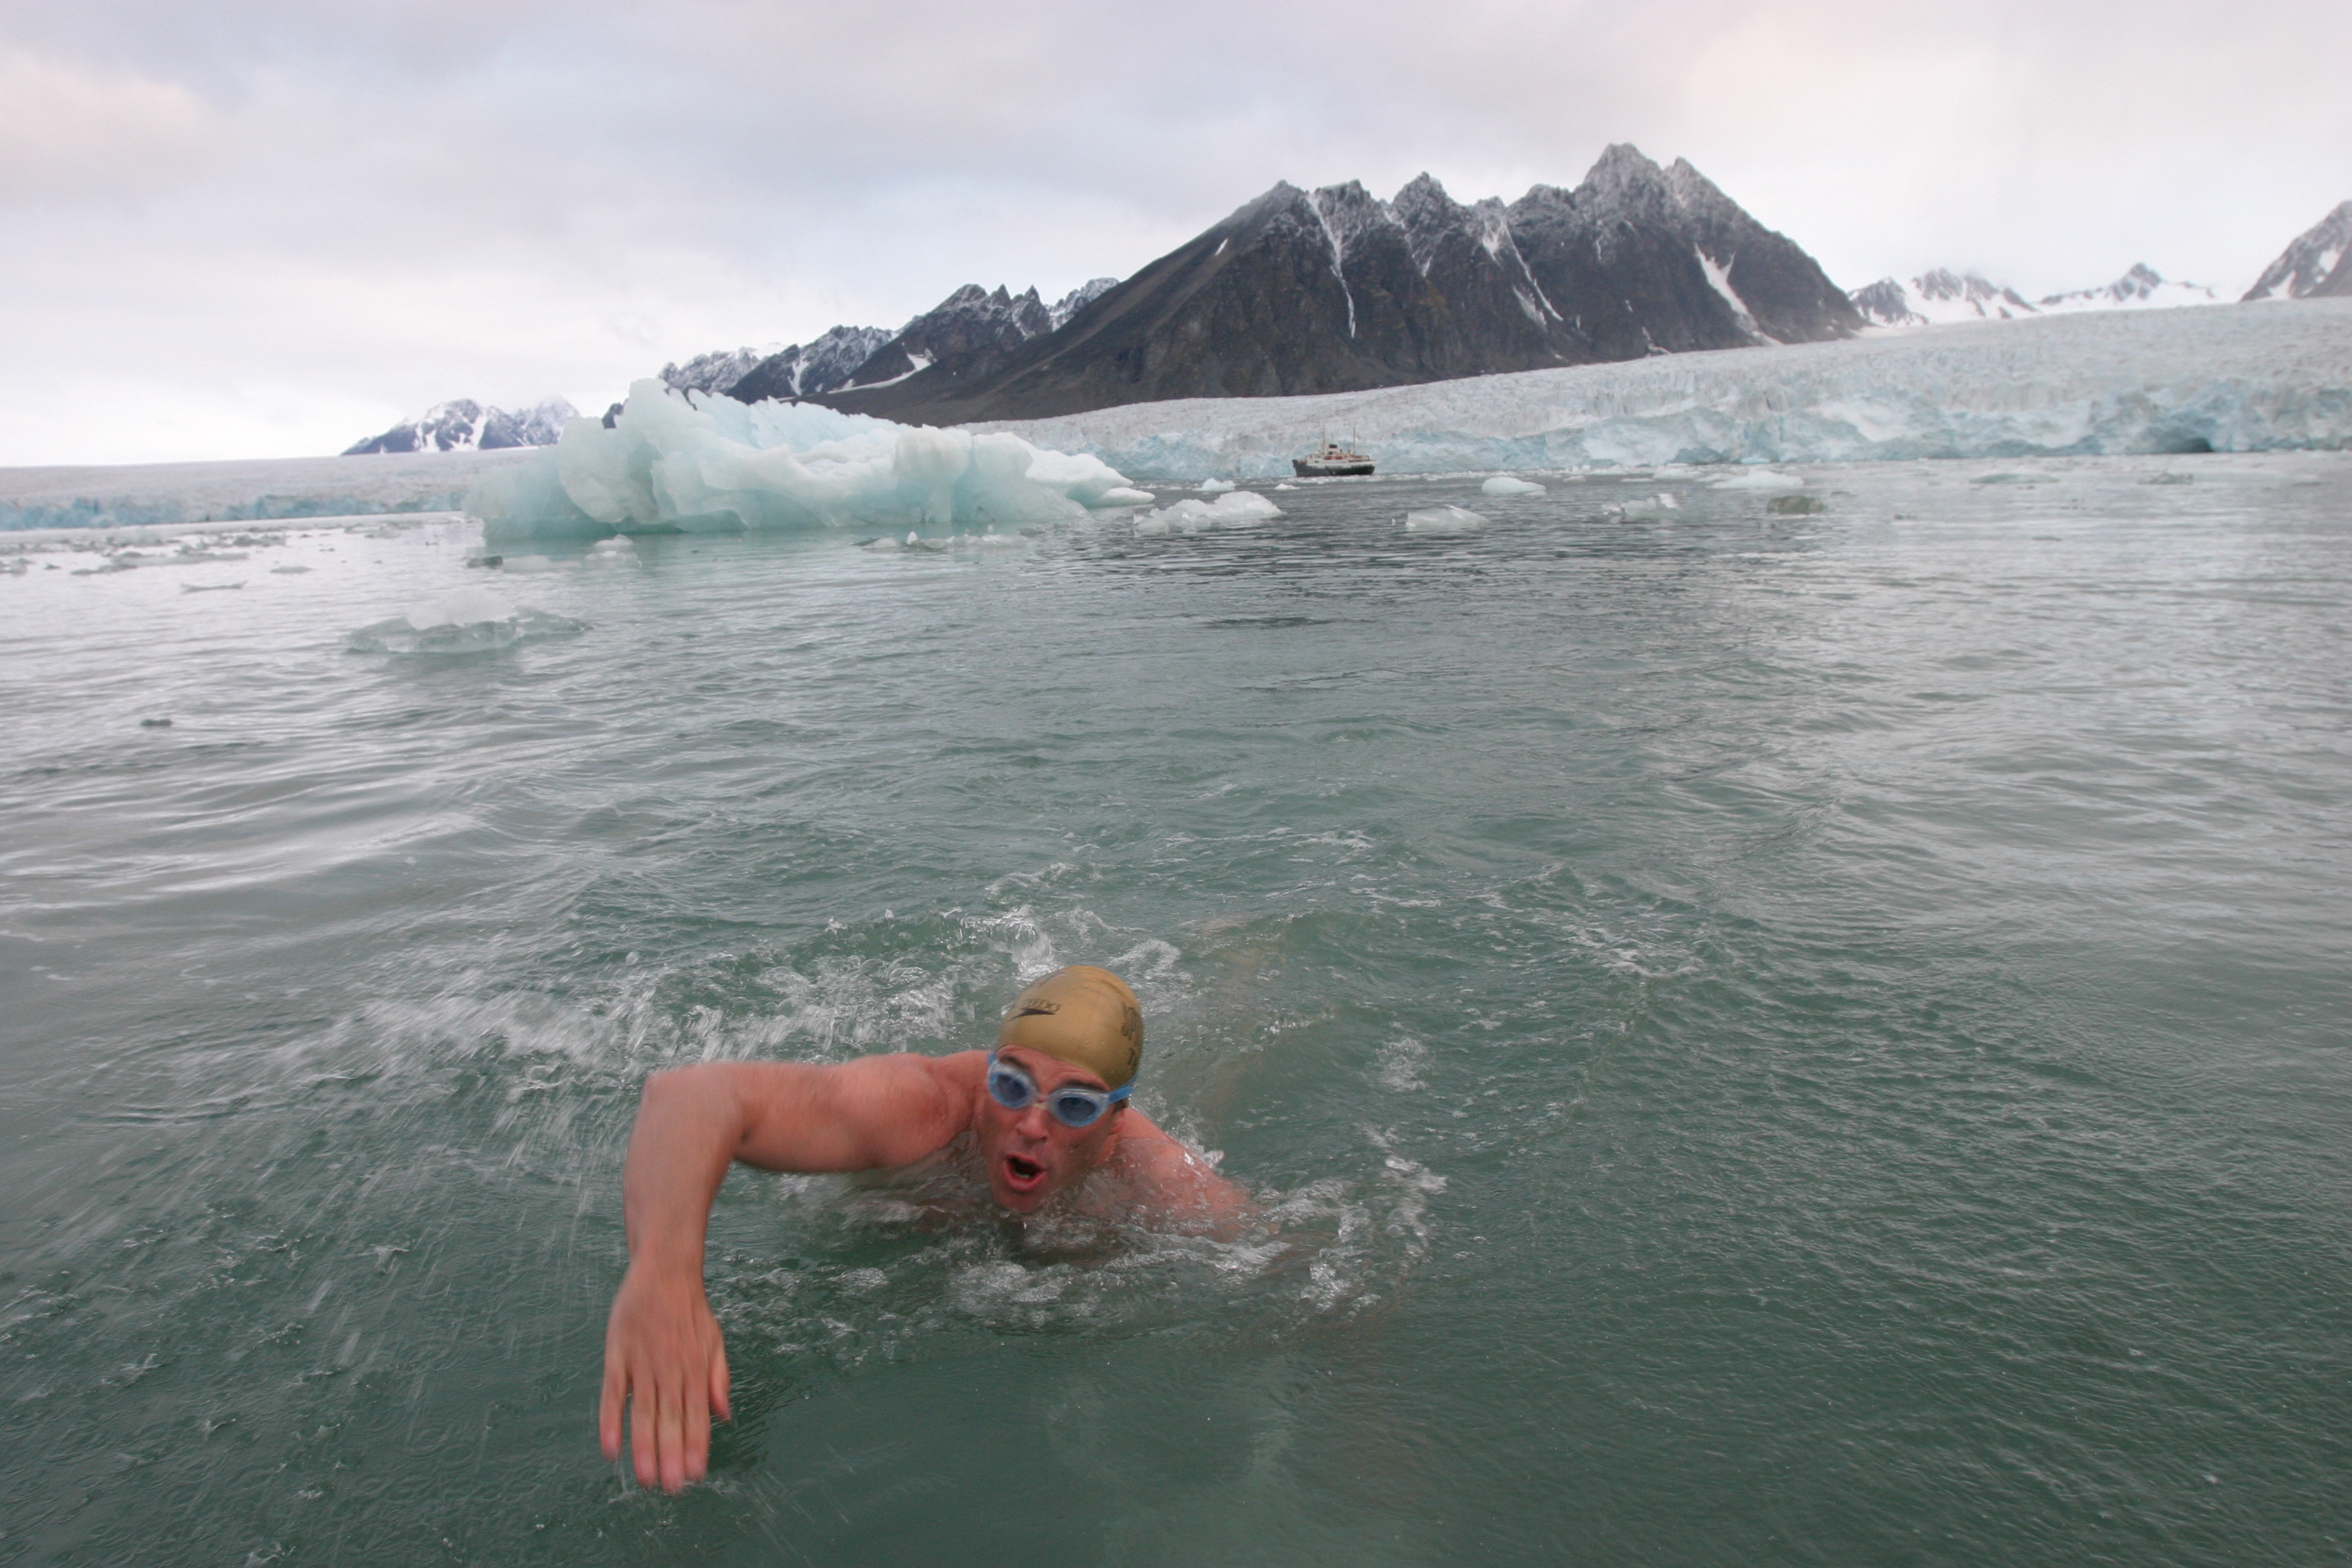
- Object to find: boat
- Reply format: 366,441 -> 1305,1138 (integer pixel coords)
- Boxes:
1293,439 -> 1374,478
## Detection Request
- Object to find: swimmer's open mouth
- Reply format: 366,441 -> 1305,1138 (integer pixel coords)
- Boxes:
1002,1153 -> 1046,1191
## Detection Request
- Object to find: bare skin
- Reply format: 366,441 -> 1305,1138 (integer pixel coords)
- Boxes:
598,1044 -> 1246,1491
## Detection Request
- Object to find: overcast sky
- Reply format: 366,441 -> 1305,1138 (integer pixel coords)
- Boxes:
3,0 -> 2346,467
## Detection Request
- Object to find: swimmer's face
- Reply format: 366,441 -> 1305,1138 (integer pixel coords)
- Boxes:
975,1045 -> 1125,1213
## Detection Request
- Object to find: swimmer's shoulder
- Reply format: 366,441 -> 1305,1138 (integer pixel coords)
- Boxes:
1113,1112 -> 1253,1227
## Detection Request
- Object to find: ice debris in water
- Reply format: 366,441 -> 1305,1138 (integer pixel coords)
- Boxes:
1403,505 -> 1487,534
1197,478 -> 1236,493
347,583 -> 584,654
1480,475 -> 1546,496
1133,491 -> 1282,535
466,379 -> 1145,542
1711,468 -> 1804,490
1612,493 -> 1682,519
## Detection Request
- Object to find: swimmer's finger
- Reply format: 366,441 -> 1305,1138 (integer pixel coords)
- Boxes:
683,1371 -> 710,1484
630,1369 -> 662,1490
656,1370 -> 690,1493
710,1335 -> 731,1425
598,1353 -> 626,1461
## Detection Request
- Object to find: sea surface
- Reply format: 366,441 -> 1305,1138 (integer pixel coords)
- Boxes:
2,454 -> 2348,1566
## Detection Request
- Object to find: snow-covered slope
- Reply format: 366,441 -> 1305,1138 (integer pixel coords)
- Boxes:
972,300 -> 2352,479
344,398 -> 577,455
721,325 -> 895,403
2243,201 -> 2352,301
1851,265 -> 2220,328
1049,278 -> 1119,328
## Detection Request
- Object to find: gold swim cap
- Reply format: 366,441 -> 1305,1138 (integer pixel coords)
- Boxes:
995,965 -> 1143,1090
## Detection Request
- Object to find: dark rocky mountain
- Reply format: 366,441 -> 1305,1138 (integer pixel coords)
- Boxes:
717,325 -> 894,403
810,145 -> 1860,425
2243,201 -> 2352,301
343,397 -> 576,455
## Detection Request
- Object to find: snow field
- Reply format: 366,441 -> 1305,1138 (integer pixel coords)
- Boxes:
974,301 -> 2352,481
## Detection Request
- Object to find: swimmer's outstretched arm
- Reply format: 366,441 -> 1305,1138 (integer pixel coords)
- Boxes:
599,1055 -> 973,1491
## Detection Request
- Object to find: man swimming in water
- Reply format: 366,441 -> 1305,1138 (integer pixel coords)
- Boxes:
598,964 -> 1245,1491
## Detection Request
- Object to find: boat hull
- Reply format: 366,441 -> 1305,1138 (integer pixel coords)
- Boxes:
1292,459 -> 1375,477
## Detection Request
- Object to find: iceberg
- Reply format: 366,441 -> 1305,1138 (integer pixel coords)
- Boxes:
972,301 -> 2352,479
468,381 -> 1142,543
1479,476 -> 1546,495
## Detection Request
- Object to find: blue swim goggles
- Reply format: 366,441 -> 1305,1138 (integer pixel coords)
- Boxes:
985,1053 -> 1132,1129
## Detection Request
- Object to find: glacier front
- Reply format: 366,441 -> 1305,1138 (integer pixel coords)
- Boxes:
971,301 -> 2352,480
469,381 -> 1147,542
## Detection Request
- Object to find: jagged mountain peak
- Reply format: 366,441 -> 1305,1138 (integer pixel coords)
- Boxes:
815,145 -> 1859,423
2243,199 -> 2352,301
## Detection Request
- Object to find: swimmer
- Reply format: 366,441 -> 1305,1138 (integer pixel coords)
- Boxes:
598,964 -> 1246,1491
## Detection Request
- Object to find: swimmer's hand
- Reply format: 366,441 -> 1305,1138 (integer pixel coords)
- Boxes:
599,1261 -> 730,1493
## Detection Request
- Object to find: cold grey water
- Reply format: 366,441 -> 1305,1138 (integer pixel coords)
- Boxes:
3,453 -> 2348,1566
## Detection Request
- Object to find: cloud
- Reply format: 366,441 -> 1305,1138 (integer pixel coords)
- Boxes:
0,49 -> 230,200
1,0 -> 2347,463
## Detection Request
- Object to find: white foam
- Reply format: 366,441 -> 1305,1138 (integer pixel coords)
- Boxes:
405,584 -> 515,629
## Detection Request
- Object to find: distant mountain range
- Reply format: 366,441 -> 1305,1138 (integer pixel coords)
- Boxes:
1851,200 -> 2352,329
342,185 -> 2352,453
342,398 -> 577,455
807,145 -> 1862,424
1848,263 -> 2226,328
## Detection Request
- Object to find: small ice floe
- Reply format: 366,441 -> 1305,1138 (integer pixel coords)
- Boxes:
1480,475 -> 1546,497
583,535 -> 639,568
1197,478 -> 1236,494
1403,505 -> 1486,534
347,583 -> 584,655
1712,468 -> 1803,491
181,581 -> 244,593
1097,487 -> 1156,506
270,564 -> 311,574
1611,493 -> 1682,519
1134,492 -> 1282,535
1273,482 -> 1297,490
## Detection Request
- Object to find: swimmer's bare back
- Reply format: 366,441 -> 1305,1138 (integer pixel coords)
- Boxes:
599,1050 -> 1247,1491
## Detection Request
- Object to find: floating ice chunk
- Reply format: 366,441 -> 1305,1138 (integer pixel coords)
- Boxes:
1480,475 -> 1546,495
1096,487 -> 1155,506
1134,492 -> 1283,534
1197,478 -> 1236,493
407,584 -> 515,629
1273,482 -> 1297,490
467,380 -> 1144,542
1711,469 -> 1803,490
1612,493 -> 1683,519
1403,505 -> 1486,533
